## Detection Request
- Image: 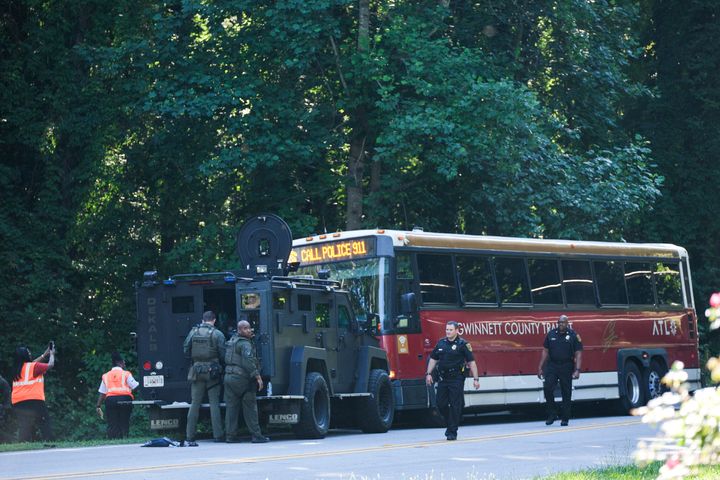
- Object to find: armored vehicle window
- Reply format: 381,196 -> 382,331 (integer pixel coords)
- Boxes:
417,254 -> 458,304
595,260 -> 628,305
338,305 -> 351,329
273,292 -> 288,310
172,296 -> 194,314
241,293 -> 261,309
654,262 -> 682,307
561,260 -> 596,305
626,262 -> 655,305
495,257 -> 531,304
528,258 -> 562,305
298,294 -> 311,311
456,255 -> 496,304
316,303 -> 330,328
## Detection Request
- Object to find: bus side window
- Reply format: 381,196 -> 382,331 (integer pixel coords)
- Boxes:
417,254 -> 458,304
394,253 -> 418,330
594,260 -> 628,306
457,255 -> 497,304
654,262 -> 682,307
561,260 -> 596,305
495,257 -> 531,304
527,258 -> 562,305
626,262 -> 655,305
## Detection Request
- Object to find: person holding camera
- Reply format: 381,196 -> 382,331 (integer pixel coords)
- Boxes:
96,352 -> 138,438
11,343 -> 55,442
183,310 -> 226,445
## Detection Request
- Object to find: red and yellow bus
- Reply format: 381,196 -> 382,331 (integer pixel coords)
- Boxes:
291,228 -> 701,415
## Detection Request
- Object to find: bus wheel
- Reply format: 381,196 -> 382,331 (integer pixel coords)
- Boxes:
358,369 -> 395,433
619,362 -> 645,413
292,372 -> 331,439
643,359 -> 668,402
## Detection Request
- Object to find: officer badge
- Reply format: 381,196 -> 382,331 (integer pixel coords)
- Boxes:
466,343 -> 473,352
452,344 -> 457,350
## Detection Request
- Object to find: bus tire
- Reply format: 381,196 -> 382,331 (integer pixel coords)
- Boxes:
619,362 -> 645,413
358,369 -> 395,433
292,372 -> 331,439
643,359 -> 668,402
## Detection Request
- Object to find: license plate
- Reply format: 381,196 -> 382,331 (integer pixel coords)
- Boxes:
144,375 -> 164,388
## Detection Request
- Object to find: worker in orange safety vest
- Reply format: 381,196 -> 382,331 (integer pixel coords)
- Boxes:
96,352 -> 138,438
12,344 -> 55,442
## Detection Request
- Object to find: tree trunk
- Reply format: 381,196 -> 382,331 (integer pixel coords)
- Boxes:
346,132 -> 366,230
345,0 -> 370,230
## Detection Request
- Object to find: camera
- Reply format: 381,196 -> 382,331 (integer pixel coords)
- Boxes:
48,341 -> 55,351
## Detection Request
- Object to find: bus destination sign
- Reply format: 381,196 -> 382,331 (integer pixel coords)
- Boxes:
291,237 -> 376,266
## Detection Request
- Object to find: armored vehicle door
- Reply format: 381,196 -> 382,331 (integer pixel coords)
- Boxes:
137,281 -> 202,403
334,295 -> 359,392
237,280 -> 274,378
314,296 -> 338,387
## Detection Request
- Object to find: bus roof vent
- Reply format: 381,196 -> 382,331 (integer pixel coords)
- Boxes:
412,226 -> 424,232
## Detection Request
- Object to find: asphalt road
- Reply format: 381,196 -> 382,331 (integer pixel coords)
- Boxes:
1,412 -> 656,480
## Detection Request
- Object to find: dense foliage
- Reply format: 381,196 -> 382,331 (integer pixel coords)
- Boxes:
0,0 -> 717,440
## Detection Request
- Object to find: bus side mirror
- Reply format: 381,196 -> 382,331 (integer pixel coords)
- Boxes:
400,292 -> 417,315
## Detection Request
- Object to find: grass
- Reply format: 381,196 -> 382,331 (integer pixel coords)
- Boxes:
0,436 -> 149,453
539,462 -> 720,479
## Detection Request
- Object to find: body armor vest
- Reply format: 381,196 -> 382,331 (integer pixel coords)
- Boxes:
190,324 -> 218,362
225,335 -> 243,367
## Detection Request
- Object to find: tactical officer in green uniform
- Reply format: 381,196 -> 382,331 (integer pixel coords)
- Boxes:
224,319 -> 269,443
425,321 -> 480,441
183,310 -> 226,445
537,314 -> 583,426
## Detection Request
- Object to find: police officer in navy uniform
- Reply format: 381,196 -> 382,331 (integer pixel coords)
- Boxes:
425,321 -> 480,440
537,315 -> 583,426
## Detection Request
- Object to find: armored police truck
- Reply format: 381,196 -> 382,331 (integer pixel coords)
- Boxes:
134,214 -> 394,438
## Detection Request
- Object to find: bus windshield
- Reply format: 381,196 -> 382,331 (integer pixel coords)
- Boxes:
295,257 -> 388,328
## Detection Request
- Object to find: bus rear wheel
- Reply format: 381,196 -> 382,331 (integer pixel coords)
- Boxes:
619,362 -> 645,413
643,359 -> 668,402
358,369 -> 395,433
292,372 -> 330,439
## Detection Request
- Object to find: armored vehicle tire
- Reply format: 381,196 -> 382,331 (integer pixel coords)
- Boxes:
643,359 -> 668,402
618,362 -> 645,414
358,369 -> 395,433
292,372 -> 331,439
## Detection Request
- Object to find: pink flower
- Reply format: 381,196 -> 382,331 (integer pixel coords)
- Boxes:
711,292 -> 720,308
665,455 -> 681,470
